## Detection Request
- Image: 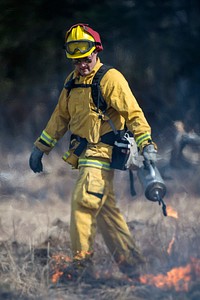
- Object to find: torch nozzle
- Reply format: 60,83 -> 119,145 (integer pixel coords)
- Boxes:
155,190 -> 167,217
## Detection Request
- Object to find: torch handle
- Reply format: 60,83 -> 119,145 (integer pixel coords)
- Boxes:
144,159 -> 156,178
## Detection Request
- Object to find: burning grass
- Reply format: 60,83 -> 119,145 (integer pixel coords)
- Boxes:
140,257 -> 200,292
0,149 -> 200,299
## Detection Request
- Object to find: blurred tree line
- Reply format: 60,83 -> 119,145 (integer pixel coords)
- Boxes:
0,0 -> 200,147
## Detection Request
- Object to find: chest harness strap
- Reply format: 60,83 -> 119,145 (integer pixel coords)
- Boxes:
64,65 -> 125,156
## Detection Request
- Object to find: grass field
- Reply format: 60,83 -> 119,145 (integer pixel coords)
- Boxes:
0,145 -> 200,300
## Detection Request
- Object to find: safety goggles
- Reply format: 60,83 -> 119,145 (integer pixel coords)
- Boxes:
64,40 -> 96,55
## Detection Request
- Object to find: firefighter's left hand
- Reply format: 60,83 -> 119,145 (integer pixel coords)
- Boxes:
142,144 -> 157,163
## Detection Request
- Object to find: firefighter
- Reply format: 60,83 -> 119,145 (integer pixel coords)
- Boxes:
29,23 -> 157,281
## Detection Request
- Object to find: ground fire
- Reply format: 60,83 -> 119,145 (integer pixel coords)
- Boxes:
50,206 -> 184,287
140,257 -> 200,292
50,254 -> 200,293
167,235 -> 175,255
50,254 -> 72,284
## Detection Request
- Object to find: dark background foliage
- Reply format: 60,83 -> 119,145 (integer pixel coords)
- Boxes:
0,0 -> 200,146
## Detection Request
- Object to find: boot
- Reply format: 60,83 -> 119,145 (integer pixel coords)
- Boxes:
117,255 -> 146,282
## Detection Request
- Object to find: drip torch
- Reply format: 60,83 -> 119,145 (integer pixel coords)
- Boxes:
137,160 -> 167,216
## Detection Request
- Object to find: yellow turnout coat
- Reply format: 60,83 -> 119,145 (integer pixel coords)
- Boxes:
35,58 -> 152,170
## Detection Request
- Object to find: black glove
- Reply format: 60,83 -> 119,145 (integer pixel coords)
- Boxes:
29,146 -> 44,173
142,144 -> 157,163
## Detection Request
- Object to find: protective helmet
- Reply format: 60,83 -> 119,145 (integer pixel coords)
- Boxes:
64,23 -> 103,59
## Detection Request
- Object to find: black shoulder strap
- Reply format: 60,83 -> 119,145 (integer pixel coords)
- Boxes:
91,64 -> 113,112
64,64 -> 113,112
64,73 -> 75,96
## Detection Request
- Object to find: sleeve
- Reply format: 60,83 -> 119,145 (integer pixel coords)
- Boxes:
34,87 -> 70,154
101,68 -> 156,151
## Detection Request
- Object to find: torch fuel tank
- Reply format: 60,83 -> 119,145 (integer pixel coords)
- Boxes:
137,161 -> 167,216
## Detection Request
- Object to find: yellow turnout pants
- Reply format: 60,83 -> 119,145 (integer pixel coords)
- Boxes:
70,166 -> 145,271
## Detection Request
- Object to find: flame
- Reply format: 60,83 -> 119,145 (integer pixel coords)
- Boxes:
50,251 -> 93,283
74,250 -> 93,260
51,254 -> 72,263
167,206 -> 178,218
49,250 -> 200,291
50,254 -> 72,283
167,235 -> 175,255
52,270 -> 64,284
140,258 -> 200,292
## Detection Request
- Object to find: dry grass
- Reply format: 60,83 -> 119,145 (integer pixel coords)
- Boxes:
0,147 -> 200,299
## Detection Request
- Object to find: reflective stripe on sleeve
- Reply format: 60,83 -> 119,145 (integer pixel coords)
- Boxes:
135,133 -> 151,148
78,158 -> 111,170
62,151 -> 70,161
40,130 -> 57,147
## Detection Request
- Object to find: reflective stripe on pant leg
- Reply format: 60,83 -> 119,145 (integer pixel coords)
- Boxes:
70,166 -> 113,260
97,188 -> 145,269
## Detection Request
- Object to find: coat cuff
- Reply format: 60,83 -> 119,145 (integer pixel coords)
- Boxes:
135,132 -> 157,152
34,130 -> 58,154
34,139 -> 51,154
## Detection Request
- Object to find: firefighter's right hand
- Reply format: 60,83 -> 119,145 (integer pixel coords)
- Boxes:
29,146 -> 44,173
142,144 -> 157,163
